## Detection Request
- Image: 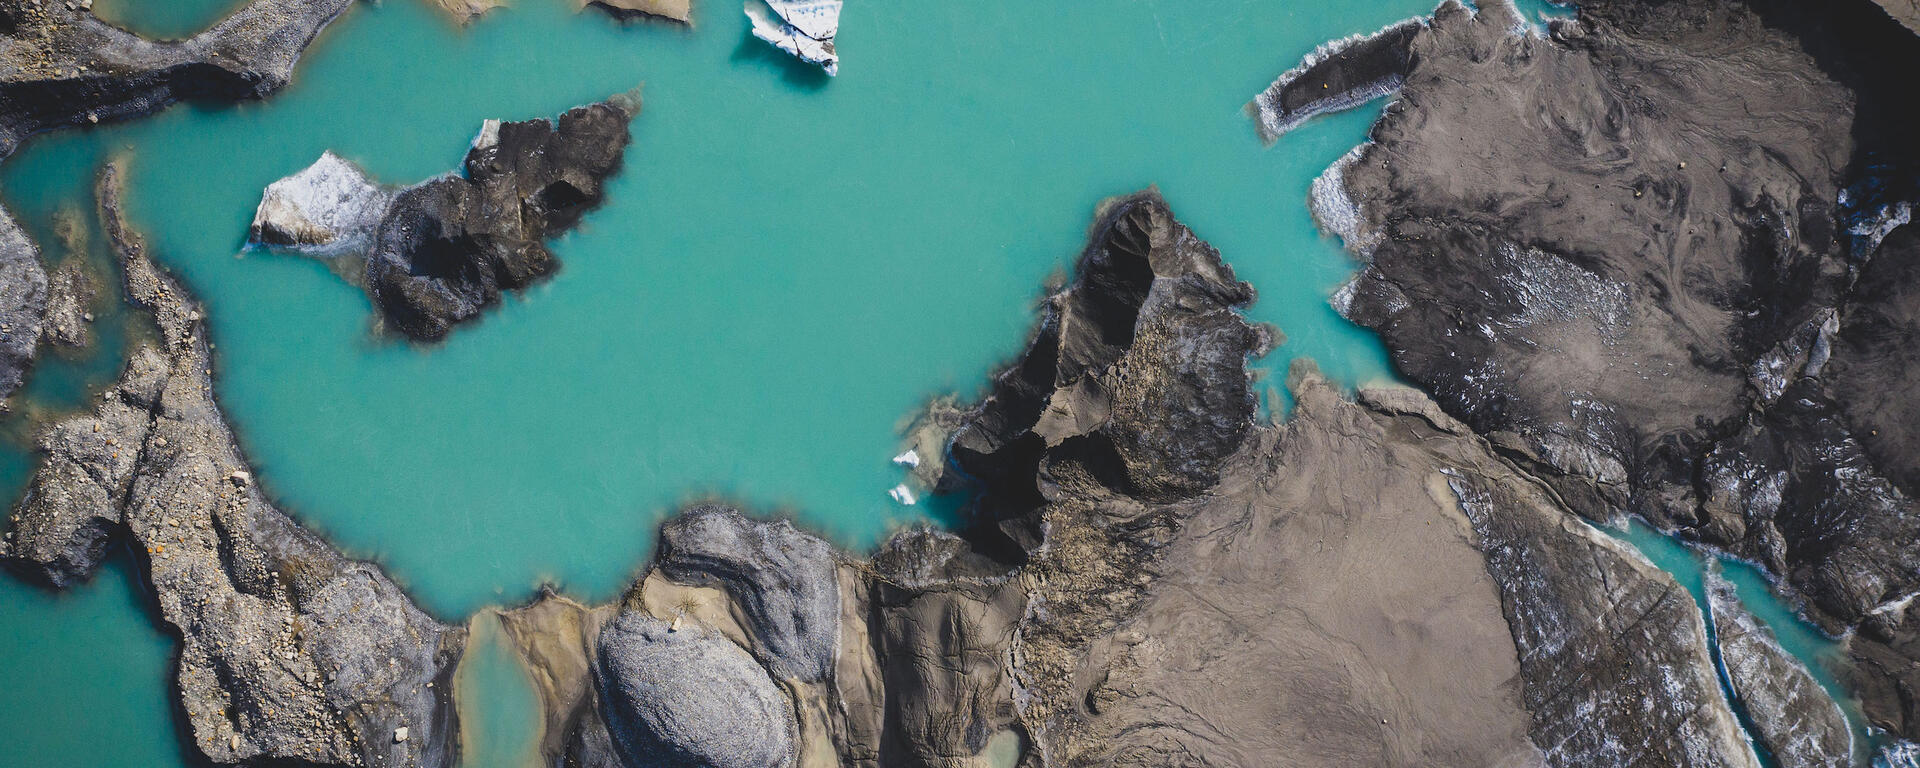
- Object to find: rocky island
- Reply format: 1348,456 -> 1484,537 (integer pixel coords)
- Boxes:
249,97 -> 639,341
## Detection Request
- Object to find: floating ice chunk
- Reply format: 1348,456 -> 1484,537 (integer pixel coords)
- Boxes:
888,484 -> 916,505
892,449 -> 920,468
746,0 -> 841,75
248,151 -> 392,254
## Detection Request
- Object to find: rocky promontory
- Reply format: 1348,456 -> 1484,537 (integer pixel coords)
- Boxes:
2,163 -> 463,767
0,0 -> 356,418
0,205 -> 46,407
249,98 -> 637,341
1706,569 -> 1854,768
0,170 -> 1835,766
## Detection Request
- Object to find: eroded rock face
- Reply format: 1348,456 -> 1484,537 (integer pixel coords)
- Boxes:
2,165 -> 463,768
0,0 -> 354,160
1705,570 -> 1852,768
0,205 -> 47,406
657,505 -> 840,683
251,100 -> 636,341
594,610 -> 796,768
948,191 -> 1268,558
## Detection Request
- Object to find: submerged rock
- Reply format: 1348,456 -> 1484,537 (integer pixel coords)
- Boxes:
248,151 -> 391,253
250,99 -> 637,341
1705,570 -> 1852,768
2,164 -> 464,767
594,610 -> 796,768
747,0 -> 841,75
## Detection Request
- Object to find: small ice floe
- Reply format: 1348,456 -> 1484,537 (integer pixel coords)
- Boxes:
891,449 -> 920,468
746,0 -> 841,75
248,151 -> 392,254
888,483 -> 916,505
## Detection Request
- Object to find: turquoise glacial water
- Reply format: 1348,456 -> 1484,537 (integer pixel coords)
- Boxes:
1614,520 -> 1867,765
0,0 -> 1868,765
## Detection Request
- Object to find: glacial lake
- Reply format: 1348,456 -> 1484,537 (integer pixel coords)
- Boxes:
0,0 -> 1863,765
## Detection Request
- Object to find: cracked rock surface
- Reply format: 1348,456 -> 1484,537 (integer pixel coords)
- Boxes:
2,164 -> 463,767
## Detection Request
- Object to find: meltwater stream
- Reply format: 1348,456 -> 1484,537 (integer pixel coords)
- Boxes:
0,0 -> 1867,765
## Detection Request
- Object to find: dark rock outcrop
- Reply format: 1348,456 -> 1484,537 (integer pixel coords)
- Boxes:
657,505 -> 840,683
0,0 -> 354,160
2,164 -> 463,767
251,99 -> 637,341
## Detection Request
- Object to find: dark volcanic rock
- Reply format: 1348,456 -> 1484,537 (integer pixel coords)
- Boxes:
656,505 -> 840,683
0,0 -> 353,160
253,100 -> 636,341
0,204 -> 46,406
594,610 -> 796,768
948,190 -> 1269,556
1706,570 -> 1852,768
2,164 -> 463,767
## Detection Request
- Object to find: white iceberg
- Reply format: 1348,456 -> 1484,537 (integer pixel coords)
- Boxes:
746,0 -> 841,75
891,449 -> 920,468
888,484 -> 916,505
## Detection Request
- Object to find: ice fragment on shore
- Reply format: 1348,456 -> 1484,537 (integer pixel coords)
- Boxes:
746,0 -> 841,75
892,449 -> 920,468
